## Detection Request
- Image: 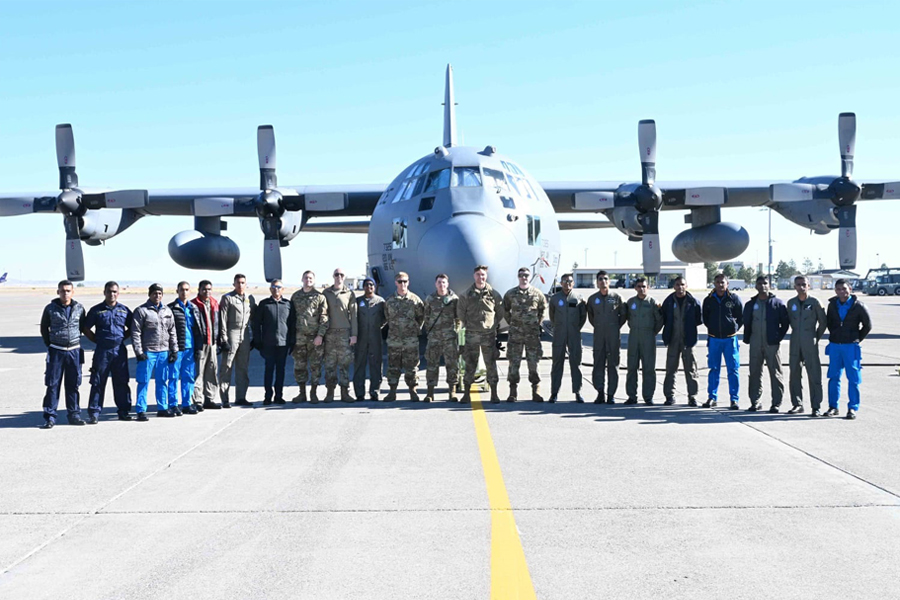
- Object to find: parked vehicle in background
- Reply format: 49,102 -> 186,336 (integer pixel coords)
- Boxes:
864,268 -> 900,296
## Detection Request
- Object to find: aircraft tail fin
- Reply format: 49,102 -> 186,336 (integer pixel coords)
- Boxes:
0,272 -> 7,283
443,64 -> 457,148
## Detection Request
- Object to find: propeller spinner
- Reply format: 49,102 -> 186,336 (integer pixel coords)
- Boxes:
255,125 -> 300,282
628,119 -> 663,275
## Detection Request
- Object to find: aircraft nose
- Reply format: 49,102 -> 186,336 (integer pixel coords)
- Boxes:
418,214 -> 520,293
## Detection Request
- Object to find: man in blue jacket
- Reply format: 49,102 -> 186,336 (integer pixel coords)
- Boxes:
661,276 -> 702,406
83,281 -> 133,423
168,281 -> 202,415
742,276 -> 790,413
824,279 -> 872,419
702,273 -> 743,409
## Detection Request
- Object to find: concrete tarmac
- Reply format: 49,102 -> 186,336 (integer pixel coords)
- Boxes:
1,287 -> 898,599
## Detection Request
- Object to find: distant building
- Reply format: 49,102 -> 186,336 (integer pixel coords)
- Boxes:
572,261 -> 707,290
776,269 -> 860,290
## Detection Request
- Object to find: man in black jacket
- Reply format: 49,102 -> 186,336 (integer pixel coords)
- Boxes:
701,273 -> 744,409
824,279 -> 872,419
39,280 -> 86,428
742,276 -> 790,413
252,279 -> 296,405
661,276 -> 702,406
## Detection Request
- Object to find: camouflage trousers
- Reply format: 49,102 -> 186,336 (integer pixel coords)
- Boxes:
293,334 -> 324,385
387,341 -> 419,387
425,334 -> 459,387
324,329 -> 353,387
463,330 -> 499,387
507,334 -> 542,385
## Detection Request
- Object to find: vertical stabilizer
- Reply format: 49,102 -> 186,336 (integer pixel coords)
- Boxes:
443,64 -> 457,148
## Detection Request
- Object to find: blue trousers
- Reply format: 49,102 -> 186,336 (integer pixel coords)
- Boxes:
136,351 -> 170,413
262,346 -> 289,401
43,347 -> 83,423
167,349 -> 196,407
707,336 -> 740,402
88,344 -> 132,417
826,343 -> 862,411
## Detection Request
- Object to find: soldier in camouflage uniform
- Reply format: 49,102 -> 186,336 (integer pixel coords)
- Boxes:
383,271 -> 425,401
423,274 -> 460,402
323,268 -> 358,402
502,267 -> 547,402
458,265 -> 505,404
290,271 -> 328,404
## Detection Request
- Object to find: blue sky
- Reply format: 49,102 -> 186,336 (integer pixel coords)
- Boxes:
2,0 -> 899,285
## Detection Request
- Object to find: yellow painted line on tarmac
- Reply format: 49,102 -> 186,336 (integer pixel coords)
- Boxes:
470,392 -> 537,600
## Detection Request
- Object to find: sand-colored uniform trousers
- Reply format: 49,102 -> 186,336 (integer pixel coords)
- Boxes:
786,295 -> 827,410
219,292 -> 255,403
624,296 -> 663,402
747,299 -> 785,406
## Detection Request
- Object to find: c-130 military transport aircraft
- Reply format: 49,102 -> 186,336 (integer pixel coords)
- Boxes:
1,65 -> 898,301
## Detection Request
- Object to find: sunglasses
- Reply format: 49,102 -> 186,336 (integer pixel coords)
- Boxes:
270,285 -> 283,289
397,280 -> 409,284
334,273 -> 345,277
518,273 -> 529,278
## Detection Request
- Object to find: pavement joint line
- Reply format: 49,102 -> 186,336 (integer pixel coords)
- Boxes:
3,503 -> 900,517
717,410 -> 900,501
0,408 -> 255,577
470,391 -> 538,600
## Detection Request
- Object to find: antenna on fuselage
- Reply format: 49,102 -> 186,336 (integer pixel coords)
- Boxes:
442,63 -> 457,148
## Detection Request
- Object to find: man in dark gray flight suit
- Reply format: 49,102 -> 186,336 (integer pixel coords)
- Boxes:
353,278 -> 386,401
586,270 -> 625,404
786,275 -> 827,415
742,276 -> 789,413
548,273 -> 587,403
624,277 -> 664,405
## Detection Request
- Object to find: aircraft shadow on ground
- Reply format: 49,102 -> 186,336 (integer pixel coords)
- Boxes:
0,335 -> 52,354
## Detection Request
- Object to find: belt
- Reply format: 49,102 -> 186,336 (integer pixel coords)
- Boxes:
708,333 -> 736,339
49,344 -> 81,351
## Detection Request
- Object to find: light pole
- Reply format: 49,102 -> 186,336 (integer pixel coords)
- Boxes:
584,247 -> 588,268
613,250 -> 618,266
767,207 -> 774,282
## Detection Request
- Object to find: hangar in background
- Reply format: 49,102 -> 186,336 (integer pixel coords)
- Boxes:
572,261 -> 707,290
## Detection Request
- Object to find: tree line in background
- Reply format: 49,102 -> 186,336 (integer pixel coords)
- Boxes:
703,258 -> 829,285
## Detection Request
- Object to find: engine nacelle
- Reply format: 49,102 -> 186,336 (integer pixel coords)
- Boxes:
78,209 -> 140,243
168,230 -> 240,270
772,200 -> 838,235
672,222 -> 750,263
259,210 -> 303,244
611,206 -> 643,240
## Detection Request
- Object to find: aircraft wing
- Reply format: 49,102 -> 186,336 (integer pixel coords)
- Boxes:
301,218 -> 371,233
556,215 -> 615,230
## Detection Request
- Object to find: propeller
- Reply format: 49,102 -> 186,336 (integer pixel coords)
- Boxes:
768,113 -> 863,269
255,125 -> 300,282
625,119 -> 663,275
45,124 -> 149,281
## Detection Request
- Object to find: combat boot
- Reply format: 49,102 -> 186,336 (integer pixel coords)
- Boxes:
532,384 -> 544,403
292,386 -> 307,403
448,384 -> 459,402
324,386 -> 335,403
424,384 -> 435,403
340,386 -> 354,403
460,390 -> 471,404
507,383 -> 517,403
409,385 -> 420,402
384,385 -> 398,402
310,385 -> 319,404
490,386 -> 500,403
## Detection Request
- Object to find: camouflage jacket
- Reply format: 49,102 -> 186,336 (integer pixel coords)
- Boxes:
290,288 -> 328,338
424,291 -> 460,339
458,283 -> 504,333
385,292 -> 425,344
502,285 -> 546,340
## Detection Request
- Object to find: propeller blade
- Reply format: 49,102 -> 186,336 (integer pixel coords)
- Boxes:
262,217 -> 282,282
638,119 -> 657,186
55,124 -> 78,189
64,216 -> 85,281
0,197 -> 35,216
638,211 -> 661,275
861,182 -> 900,200
81,189 -> 148,210
836,205 -> 857,270
769,183 -> 816,203
258,125 -> 277,190
838,112 -> 856,179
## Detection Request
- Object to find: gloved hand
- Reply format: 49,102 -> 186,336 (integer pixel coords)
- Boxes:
136,353 -> 148,362
168,351 -> 178,363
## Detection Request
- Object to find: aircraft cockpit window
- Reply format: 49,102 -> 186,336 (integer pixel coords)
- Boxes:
500,196 -> 516,209
451,167 -> 482,187
506,176 -> 523,196
483,168 -> 509,193
401,175 -> 424,201
392,217 -> 408,249
509,162 -> 525,176
527,215 -> 542,247
411,161 -> 429,177
424,168 -> 451,193
391,180 -> 412,204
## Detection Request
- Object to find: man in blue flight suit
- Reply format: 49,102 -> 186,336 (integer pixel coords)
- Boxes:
39,280 -> 86,428
167,281 -> 201,415
83,281 -> 133,423
824,278 -> 872,420
132,283 -> 178,421
702,273 -> 744,409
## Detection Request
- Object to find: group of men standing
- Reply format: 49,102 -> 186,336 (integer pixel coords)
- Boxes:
38,265 -> 872,427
